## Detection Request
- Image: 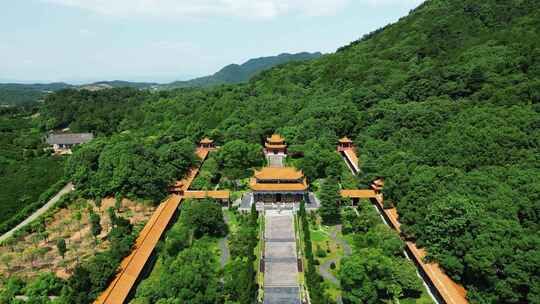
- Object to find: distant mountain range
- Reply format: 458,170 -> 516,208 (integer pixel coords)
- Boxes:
162,52 -> 322,89
0,52 -> 322,106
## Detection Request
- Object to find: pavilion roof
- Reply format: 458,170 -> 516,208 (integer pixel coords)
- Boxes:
267,134 -> 285,143
254,167 -> 304,180
199,137 -> 214,144
373,178 -> 385,187
339,137 -> 353,144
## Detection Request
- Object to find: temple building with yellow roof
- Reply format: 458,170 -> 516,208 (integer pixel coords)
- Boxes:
264,134 -> 287,167
249,167 -> 309,204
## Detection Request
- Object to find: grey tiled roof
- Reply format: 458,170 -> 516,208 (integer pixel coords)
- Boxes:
46,133 -> 94,145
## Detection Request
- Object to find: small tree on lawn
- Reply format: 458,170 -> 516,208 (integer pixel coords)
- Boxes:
90,212 -> 102,245
23,247 -> 39,268
56,238 -> 67,259
73,210 -> 82,232
114,193 -> 122,211
107,207 -> 117,228
95,196 -> 102,213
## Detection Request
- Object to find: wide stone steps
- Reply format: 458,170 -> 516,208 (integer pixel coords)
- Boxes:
263,210 -> 301,304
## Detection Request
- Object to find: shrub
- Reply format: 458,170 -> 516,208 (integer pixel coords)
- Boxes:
316,245 -> 327,258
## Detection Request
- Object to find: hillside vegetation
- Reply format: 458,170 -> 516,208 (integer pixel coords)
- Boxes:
0,106 -> 64,232
30,0 -> 540,303
0,83 -> 71,106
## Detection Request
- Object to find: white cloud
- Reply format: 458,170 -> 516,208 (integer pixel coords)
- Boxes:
42,0 -> 351,19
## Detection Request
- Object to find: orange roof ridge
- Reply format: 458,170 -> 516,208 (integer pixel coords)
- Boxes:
254,167 -> 304,180
249,178 -> 308,191
340,189 -> 377,198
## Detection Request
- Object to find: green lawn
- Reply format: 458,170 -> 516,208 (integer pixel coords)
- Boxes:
309,224 -> 352,302
224,209 -> 240,233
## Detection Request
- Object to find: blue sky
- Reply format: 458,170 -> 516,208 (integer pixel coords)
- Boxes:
0,0 -> 424,84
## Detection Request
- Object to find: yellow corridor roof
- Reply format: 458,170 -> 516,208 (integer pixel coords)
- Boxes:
340,189 -> 377,198
254,167 -> 304,180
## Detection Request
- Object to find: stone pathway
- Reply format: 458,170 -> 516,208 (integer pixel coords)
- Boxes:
263,210 -> 301,304
319,259 -> 339,285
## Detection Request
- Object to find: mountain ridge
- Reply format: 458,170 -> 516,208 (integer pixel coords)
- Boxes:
162,52 -> 322,89
0,51 -> 322,106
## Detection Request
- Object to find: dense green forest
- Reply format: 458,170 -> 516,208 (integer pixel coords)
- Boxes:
0,106 -> 64,232
1,0 -> 538,303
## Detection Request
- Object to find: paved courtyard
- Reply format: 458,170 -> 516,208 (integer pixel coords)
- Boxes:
263,210 -> 301,304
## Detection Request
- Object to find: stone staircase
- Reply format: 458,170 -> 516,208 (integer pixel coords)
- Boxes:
263,210 -> 301,304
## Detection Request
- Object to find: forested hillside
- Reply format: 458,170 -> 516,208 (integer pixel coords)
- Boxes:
0,106 -> 64,233
35,0 -> 540,303
0,83 -> 71,106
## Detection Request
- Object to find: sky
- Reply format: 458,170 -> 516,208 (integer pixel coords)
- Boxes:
0,0 -> 424,84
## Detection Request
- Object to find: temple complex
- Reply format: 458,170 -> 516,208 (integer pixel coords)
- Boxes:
265,134 -> 287,167
250,167 -> 308,203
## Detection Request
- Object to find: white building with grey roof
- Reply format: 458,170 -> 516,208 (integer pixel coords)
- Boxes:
45,133 -> 94,154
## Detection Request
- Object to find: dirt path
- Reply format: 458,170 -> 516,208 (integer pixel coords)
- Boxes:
0,183 -> 74,243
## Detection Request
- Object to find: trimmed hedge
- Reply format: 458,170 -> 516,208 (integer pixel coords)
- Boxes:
298,201 -> 330,304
